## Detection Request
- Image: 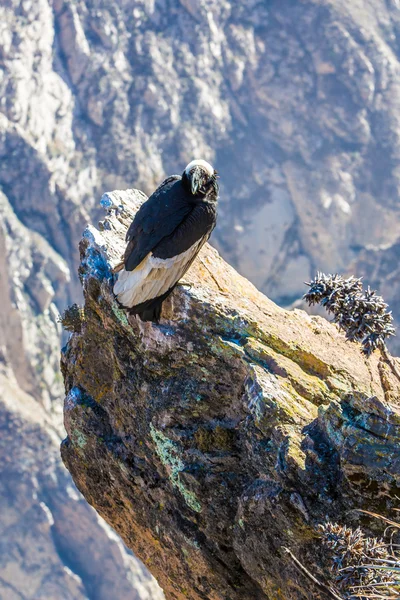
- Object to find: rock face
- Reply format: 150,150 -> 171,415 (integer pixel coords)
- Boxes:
0,3 -> 163,594
61,189 -> 400,600
0,367 -> 162,600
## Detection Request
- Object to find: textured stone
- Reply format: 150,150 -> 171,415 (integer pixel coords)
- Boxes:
0,365 -> 163,600
62,189 -> 400,600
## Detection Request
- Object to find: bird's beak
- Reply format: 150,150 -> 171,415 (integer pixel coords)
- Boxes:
190,166 -> 203,195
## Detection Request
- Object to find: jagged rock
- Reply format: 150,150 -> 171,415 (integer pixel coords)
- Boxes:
61,189 -> 400,600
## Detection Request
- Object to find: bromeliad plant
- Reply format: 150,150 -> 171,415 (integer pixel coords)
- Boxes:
304,273 -> 400,382
284,517 -> 400,600
304,273 -> 395,356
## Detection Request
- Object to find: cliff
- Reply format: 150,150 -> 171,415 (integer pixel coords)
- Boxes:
4,0 -> 400,343
61,189 -> 400,600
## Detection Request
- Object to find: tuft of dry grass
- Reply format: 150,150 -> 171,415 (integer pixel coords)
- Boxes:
319,521 -> 400,599
59,303 -> 85,333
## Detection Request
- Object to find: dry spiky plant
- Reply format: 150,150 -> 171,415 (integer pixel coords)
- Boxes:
59,303 -> 85,333
304,273 -> 400,384
320,521 -> 400,599
304,273 -> 395,356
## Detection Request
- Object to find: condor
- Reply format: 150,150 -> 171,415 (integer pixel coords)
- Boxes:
113,159 -> 219,322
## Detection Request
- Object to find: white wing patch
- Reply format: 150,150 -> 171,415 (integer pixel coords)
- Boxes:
113,239 -> 205,308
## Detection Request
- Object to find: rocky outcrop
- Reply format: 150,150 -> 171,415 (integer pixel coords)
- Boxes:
61,189 -> 400,600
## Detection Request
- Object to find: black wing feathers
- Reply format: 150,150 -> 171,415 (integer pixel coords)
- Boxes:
152,203 -> 217,259
124,176 -> 192,271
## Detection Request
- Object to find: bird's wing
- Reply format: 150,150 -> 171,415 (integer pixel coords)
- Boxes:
114,236 -> 207,308
124,176 -> 192,271
152,202 -> 217,259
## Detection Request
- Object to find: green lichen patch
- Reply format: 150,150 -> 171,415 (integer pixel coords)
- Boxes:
246,365 -> 317,433
150,424 -> 202,513
71,429 -> 88,449
262,334 -> 332,379
244,338 -> 332,407
112,303 -> 130,327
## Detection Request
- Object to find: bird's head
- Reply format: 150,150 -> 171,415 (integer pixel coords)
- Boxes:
183,159 -> 219,201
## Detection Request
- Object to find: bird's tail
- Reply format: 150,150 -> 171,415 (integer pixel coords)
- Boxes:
131,303 -> 163,323
127,287 -> 176,323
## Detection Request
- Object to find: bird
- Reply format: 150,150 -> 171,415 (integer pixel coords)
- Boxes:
113,159 -> 219,322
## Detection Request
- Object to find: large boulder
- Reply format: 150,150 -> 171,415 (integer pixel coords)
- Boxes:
61,189 -> 400,600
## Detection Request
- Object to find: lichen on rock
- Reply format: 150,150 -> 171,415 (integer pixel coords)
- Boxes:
61,188 -> 400,600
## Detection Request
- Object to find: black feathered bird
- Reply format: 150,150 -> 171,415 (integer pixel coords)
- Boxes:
113,159 -> 219,322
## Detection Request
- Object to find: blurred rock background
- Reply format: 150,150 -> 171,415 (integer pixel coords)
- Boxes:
1,0 -> 400,597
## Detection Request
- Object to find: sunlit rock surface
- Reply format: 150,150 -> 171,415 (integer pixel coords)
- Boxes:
62,190 -> 400,600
